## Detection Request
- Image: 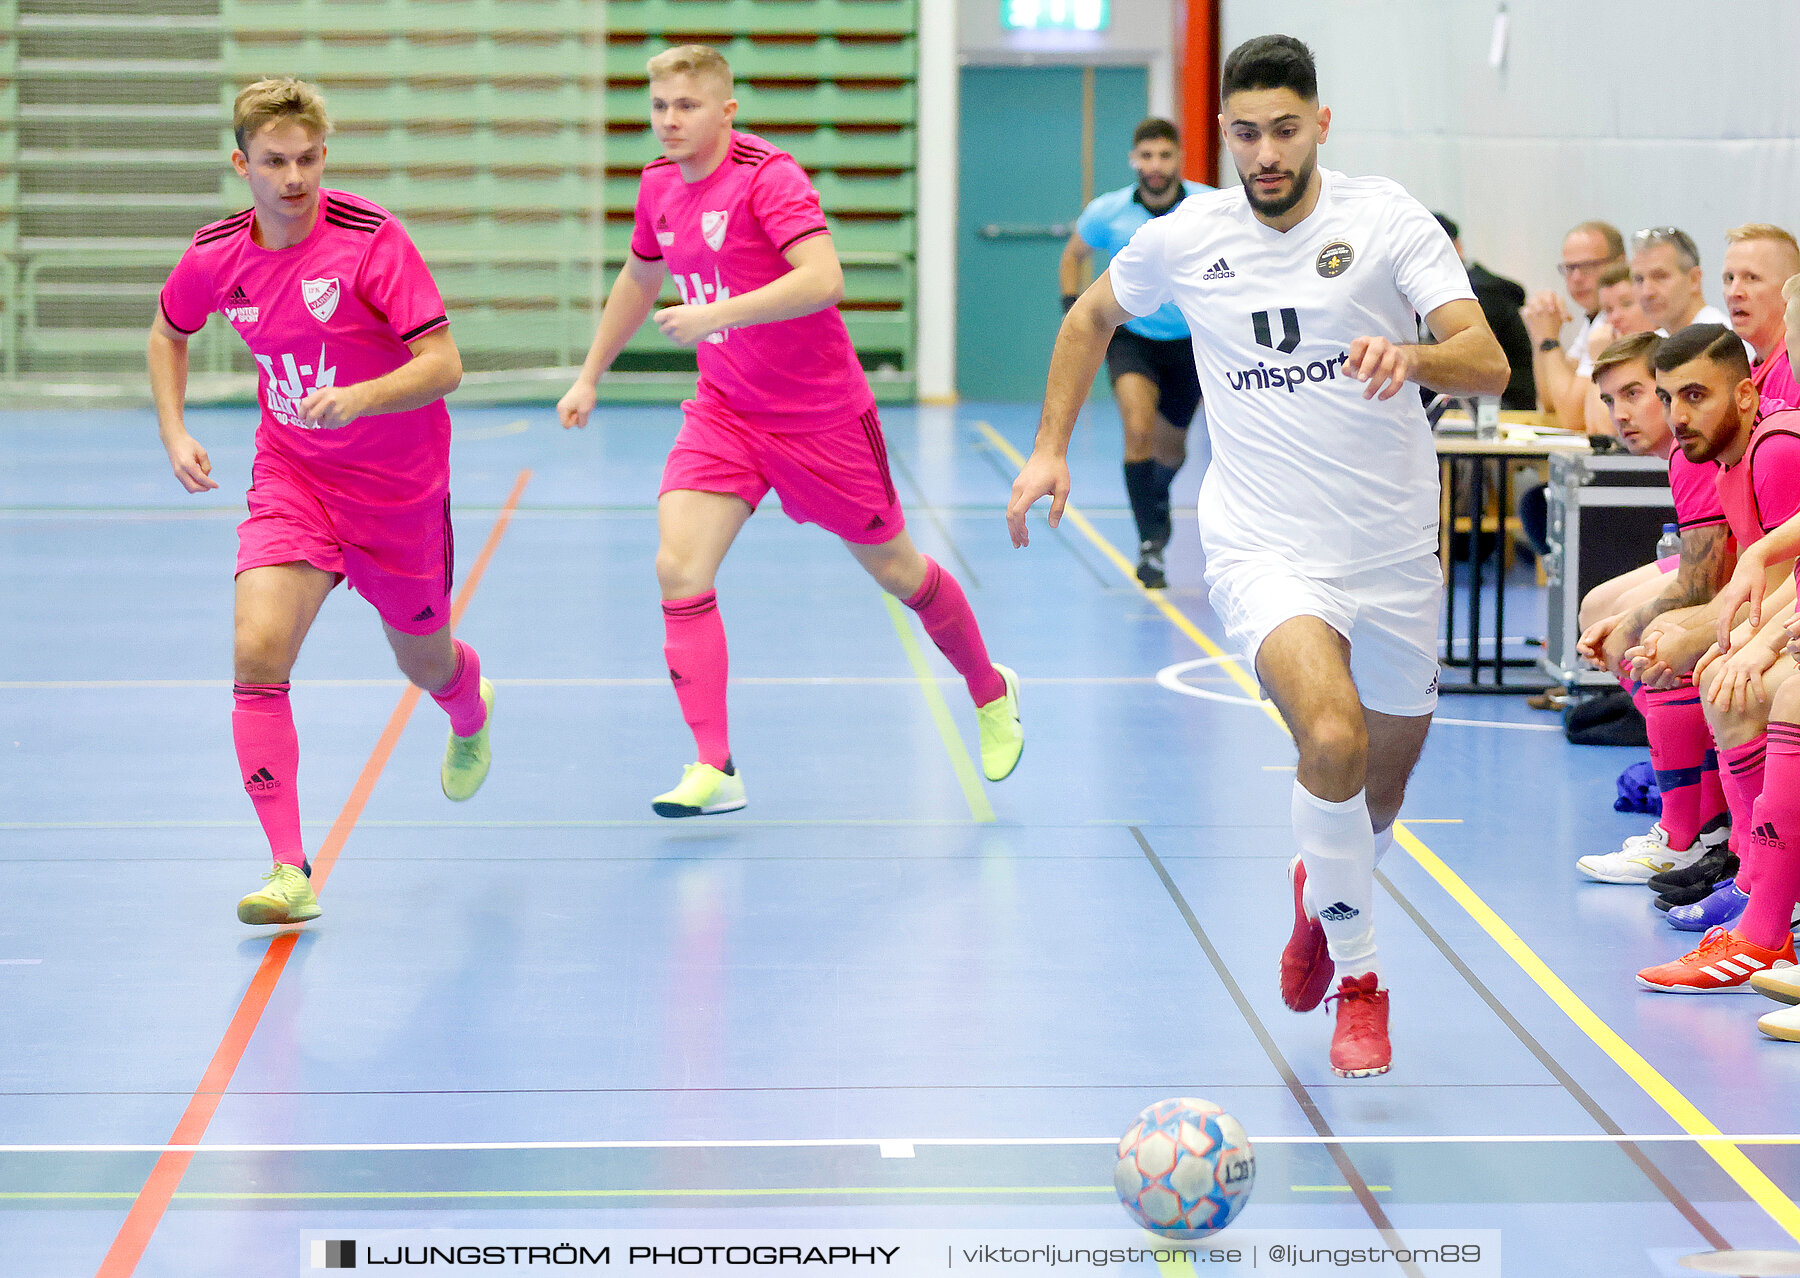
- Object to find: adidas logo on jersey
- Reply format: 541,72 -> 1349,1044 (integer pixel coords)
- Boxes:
656,213 -> 675,247
224,284 -> 258,324
1202,257 -> 1235,280
1318,901 -> 1361,922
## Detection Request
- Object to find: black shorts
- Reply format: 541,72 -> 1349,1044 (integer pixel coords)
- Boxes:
1104,328 -> 1202,430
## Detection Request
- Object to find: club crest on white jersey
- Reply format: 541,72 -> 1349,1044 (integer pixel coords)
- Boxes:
702,210 -> 730,251
301,276 -> 341,323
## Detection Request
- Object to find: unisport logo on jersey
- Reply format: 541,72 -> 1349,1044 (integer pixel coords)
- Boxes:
1227,307 -> 1350,394
254,348 -> 338,429
671,269 -> 734,343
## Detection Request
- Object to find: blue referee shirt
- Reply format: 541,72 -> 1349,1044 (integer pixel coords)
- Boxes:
1076,179 -> 1211,341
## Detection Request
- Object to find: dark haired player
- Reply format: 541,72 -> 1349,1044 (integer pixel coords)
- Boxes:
1010,35 -> 1508,1077
1060,118 -> 1212,588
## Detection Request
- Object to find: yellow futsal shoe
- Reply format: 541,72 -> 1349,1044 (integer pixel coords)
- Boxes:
441,678 -> 495,802
652,762 -> 747,818
976,663 -> 1024,782
237,863 -> 321,926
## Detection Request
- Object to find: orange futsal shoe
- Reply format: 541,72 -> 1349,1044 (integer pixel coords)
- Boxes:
1326,973 -> 1391,1078
1281,859 -> 1334,1012
1635,926 -> 1798,994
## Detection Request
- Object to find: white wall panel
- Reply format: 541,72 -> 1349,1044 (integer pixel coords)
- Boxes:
1221,0 -> 1800,301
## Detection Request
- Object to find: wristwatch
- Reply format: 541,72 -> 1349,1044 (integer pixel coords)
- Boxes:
1538,337 -> 1562,352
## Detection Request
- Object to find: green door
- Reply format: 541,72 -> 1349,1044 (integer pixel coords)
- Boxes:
957,65 -> 1150,401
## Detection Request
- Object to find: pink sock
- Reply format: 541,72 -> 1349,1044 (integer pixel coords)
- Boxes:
233,682 -> 305,869
1738,724 -> 1800,951
903,558 -> 1006,706
429,639 -> 487,737
1719,734 -> 1769,894
1701,747 -> 1728,834
1625,677 -> 1650,718
663,591 -> 731,770
1643,682 -> 1711,849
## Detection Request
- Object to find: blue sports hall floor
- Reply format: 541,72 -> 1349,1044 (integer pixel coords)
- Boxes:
2,401 -> 1798,1276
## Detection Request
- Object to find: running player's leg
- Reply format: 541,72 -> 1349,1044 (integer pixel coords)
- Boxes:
1363,707 -> 1431,862
1114,370 -> 1170,587
338,493 -> 495,801
654,487 -> 754,814
845,528 -> 1022,782
233,561 -> 334,922
1258,616 -> 1381,976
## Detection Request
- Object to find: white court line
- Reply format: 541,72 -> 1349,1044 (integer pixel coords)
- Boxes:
1157,658 -> 1561,732
6,1134 -> 1797,1154
451,419 -> 530,441
0,958 -> 43,965
0,676 -> 1155,691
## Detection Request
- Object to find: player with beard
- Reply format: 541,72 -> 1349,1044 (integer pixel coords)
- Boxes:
1059,118 -> 1212,588
1010,35 -> 1508,1077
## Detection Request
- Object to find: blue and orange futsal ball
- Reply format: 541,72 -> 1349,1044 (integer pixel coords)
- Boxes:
1113,1097 -> 1256,1237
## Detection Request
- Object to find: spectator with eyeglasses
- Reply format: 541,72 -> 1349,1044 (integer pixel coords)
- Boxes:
1521,220 -> 1625,428
1631,225 -> 1726,336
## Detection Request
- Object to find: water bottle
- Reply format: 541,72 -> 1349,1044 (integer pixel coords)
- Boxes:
1657,522 -> 1680,563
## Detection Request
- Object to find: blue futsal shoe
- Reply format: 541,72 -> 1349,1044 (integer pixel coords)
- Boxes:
1667,880 -> 1747,932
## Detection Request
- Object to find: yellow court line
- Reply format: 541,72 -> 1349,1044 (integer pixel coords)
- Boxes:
972,418 -> 1800,1244
881,593 -> 997,823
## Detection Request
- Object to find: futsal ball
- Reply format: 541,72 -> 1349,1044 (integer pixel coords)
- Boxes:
1113,1097 -> 1255,1238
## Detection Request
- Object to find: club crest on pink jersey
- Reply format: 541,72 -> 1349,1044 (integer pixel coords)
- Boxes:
702,210 -> 729,251
301,276 -> 341,323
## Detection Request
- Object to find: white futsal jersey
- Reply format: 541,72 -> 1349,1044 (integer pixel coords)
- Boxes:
1108,167 -> 1474,576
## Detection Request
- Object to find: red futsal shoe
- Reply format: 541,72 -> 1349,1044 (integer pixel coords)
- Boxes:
1281,859 -> 1334,1012
1635,926 -> 1797,993
1326,973 -> 1391,1078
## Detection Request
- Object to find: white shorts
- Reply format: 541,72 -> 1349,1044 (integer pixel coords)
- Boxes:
1206,551 -> 1443,718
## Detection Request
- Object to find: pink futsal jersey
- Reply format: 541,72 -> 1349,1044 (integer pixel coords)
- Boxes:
630,131 -> 874,429
1754,346 -> 1800,413
1669,448 -> 1725,533
1716,406 -> 1800,549
159,190 -> 452,507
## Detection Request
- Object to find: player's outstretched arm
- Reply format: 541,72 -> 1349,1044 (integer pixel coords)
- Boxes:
147,310 -> 217,493
1716,510 -> 1800,649
1058,230 -> 1092,309
1346,298 -> 1508,402
298,327 -> 463,430
559,253 -> 668,428
1007,272 -> 1134,548
656,234 -> 844,348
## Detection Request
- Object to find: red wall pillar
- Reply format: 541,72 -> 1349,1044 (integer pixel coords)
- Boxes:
1180,0 -> 1220,184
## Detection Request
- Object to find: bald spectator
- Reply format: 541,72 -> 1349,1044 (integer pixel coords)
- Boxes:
1521,220 -> 1625,427
1723,222 -> 1800,409
1435,212 -> 1535,410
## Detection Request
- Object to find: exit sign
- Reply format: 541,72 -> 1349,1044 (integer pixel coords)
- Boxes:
1002,0 -> 1110,32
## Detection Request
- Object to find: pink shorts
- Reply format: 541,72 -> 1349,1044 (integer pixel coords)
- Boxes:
659,399 -> 905,544
1657,554 -> 1679,573
237,453 -> 454,635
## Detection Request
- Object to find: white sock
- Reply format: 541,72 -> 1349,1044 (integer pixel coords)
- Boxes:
1292,782 -> 1379,981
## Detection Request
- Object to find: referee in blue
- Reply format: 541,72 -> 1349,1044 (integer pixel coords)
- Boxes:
1060,118 -> 1211,589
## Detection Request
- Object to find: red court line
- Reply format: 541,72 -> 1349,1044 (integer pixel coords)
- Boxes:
95,469 -> 533,1278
